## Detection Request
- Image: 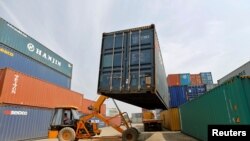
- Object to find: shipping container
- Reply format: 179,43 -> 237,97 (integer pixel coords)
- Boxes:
81,98 -> 106,116
186,85 -> 206,101
200,72 -> 213,84
131,113 -> 142,123
0,104 -> 53,141
97,24 -> 169,109
205,83 -> 218,91
167,74 -> 180,86
179,76 -> 250,141
190,74 -> 202,85
0,18 -> 72,78
218,61 -> 250,84
168,86 -> 187,108
160,108 -> 180,131
180,73 -> 191,85
0,68 -> 82,108
0,43 -> 71,88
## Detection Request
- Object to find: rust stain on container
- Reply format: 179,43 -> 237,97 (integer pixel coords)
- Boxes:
160,108 -> 181,131
167,74 -> 180,86
0,68 -> 83,109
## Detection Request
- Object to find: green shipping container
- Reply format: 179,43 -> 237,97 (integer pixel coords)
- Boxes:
179,76 -> 250,141
0,18 -> 72,77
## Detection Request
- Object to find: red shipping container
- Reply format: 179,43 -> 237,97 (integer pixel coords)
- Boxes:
0,68 -> 83,109
81,97 -> 106,116
190,74 -> 202,85
167,74 -> 180,86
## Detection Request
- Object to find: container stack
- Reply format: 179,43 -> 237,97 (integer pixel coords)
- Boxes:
167,72 -> 216,108
0,18 -> 72,88
0,18 -> 104,141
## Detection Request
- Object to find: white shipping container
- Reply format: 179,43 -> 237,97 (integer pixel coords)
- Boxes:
218,61 -> 250,84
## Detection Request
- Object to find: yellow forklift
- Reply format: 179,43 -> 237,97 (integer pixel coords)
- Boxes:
48,95 -> 139,141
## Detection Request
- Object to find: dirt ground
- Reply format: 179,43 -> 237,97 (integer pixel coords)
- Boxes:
36,124 -> 198,141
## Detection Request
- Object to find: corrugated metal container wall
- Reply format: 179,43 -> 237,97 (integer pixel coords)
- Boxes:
218,61 -> 250,84
0,44 -> 71,88
0,68 -> 82,108
186,85 -> 206,101
168,86 -> 187,108
0,104 -> 53,141
0,18 -> 72,78
190,74 -> 202,85
179,76 -> 250,141
81,98 -> 106,116
180,73 -> 191,85
160,108 -> 180,131
200,72 -> 213,84
131,113 -> 142,123
97,24 -> 169,109
167,74 -> 180,86
205,84 -> 218,91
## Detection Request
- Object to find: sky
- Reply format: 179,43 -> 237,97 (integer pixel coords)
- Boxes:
0,0 -> 249,116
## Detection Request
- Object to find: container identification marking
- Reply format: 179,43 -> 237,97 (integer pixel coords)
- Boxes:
3,110 -> 28,116
0,47 -> 14,57
27,43 -> 62,67
11,74 -> 19,94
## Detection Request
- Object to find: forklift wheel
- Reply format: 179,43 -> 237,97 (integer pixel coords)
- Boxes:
122,128 -> 139,141
58,127 -> 76,141
131,127 -> 140,135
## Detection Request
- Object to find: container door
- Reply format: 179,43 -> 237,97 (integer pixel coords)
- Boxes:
99,33 -> 126,92
126,29 -> 154,91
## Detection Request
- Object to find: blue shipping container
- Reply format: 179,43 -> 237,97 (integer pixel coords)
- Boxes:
98,25 -> 169,109
0,104 -> 53,141
180,73 -> 191,85
0,44 -> 71,88
200,72 -> 213,84
187,85 -> 206,100
168,86 -> 187,108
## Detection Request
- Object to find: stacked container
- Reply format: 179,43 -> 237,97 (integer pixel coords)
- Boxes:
0,68 -> 83,108
0,68 -> 85,141
160,108 -> 181,131
167,72 -> 215,108
0,17 -> 72,88
0,18 -> 80,141
218,61 -> 250,84
200,72 -> 213,84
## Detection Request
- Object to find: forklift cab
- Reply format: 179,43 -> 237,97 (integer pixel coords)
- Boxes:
50,107 -> 82,130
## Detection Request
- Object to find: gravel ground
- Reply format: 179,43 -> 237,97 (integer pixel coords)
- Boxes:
36,124 -> 198,141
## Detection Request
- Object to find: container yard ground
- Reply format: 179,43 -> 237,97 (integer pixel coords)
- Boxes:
36,124 -> 198,141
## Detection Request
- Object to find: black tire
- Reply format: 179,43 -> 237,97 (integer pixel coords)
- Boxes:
58,127 -> 76,141
122,128 -> 139,141
131,127 -> 140,135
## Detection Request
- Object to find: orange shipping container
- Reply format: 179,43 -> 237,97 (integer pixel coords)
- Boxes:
190,74 -> 202,85
160,108 -> 180,131
167,74 -> 180,86
0,68 -> 83,109
81,98 -> 106,116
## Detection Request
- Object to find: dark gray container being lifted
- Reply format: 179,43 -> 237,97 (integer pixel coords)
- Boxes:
97,24 -> 169,109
